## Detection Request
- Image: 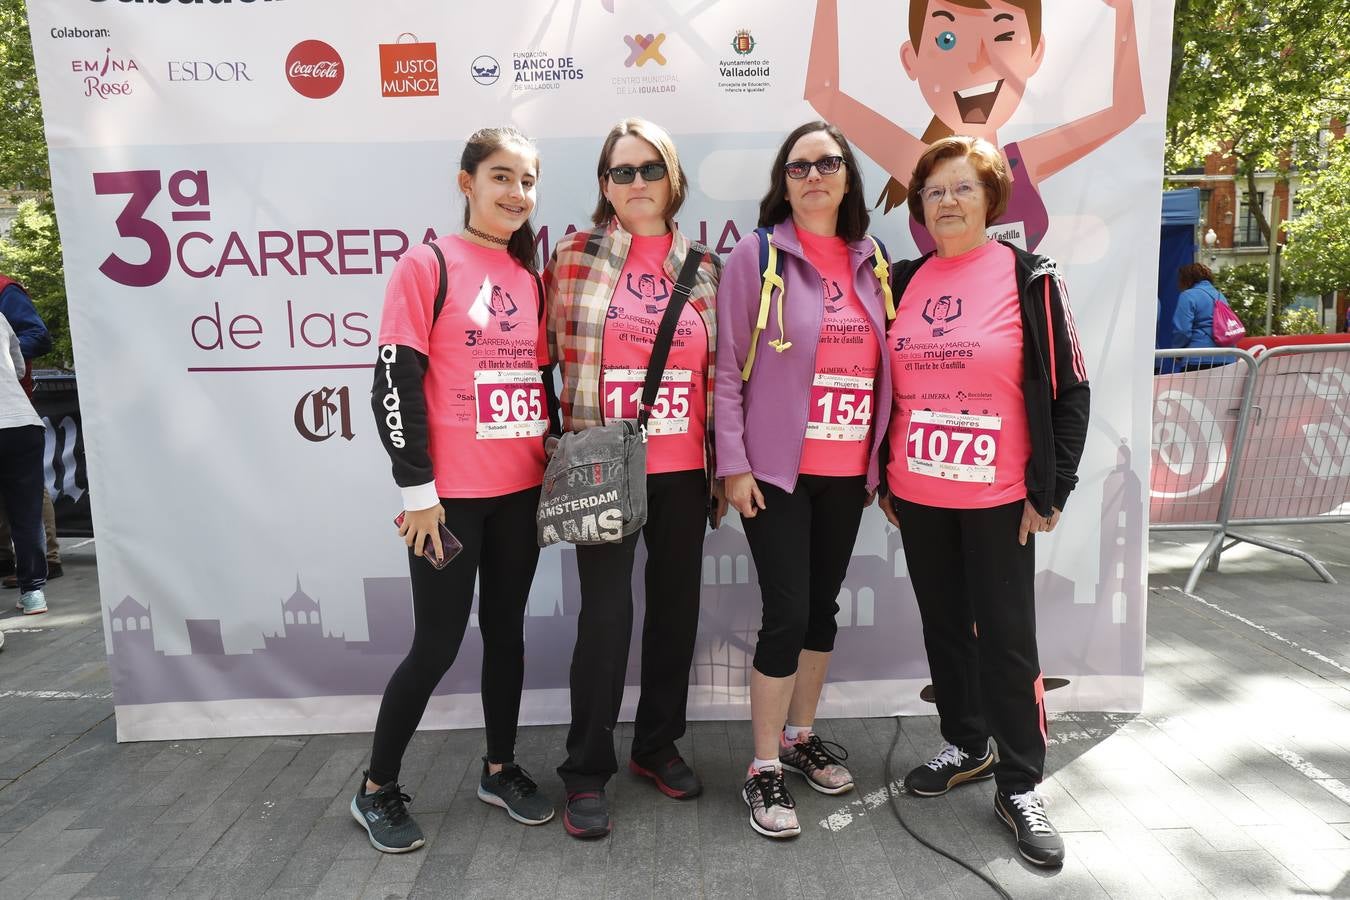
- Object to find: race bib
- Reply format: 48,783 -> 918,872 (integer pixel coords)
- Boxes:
473,370 -> 548,440
602,368 -> 692,435
905,409 -> 1001,483
806,373 -> 874,442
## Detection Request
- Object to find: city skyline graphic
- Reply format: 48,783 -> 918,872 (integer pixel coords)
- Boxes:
105,445 -> 1144,707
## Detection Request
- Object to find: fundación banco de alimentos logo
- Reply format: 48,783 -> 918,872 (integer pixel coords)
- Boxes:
470,55 -> 500,85
286,39 -> 343,99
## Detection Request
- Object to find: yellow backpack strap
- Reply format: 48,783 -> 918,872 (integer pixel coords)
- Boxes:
742,230 -> 786,381
869,236 -> 896,321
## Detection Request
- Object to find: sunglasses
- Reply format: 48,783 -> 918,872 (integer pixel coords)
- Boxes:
784,155 -> 845,180
606,162 -> 668,184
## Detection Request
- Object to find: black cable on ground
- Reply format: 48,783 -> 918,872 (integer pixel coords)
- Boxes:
884,715 -> 1014,900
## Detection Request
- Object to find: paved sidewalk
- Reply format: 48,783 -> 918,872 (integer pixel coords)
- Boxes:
1,527 -> 1349,899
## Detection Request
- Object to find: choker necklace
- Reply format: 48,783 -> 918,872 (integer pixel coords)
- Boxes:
464,224 -> 510,247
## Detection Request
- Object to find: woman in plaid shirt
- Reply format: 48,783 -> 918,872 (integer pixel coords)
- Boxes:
543,117 -> 723,840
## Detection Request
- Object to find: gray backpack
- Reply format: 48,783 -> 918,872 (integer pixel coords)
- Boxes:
536,247 -> 706,547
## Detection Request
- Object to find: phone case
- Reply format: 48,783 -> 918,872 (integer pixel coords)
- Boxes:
394,513 -> 463,569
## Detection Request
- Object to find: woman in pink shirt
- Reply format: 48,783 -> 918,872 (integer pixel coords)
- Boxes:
353,127 -> 557,854
544,118 -> 723,839
882,136 -> 1089,867
716,122 -> 895,840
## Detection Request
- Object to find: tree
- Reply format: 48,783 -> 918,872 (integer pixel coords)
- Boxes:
1283,138 -> 1350,293
1168,1 -> 1350,244
0,0 -> 67,366
1211,262 -> 1309,335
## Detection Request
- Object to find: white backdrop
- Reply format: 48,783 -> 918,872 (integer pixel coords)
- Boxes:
27,0 -> 1173,741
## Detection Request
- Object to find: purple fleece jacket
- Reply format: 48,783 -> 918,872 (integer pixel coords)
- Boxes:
714,218 -> 894,493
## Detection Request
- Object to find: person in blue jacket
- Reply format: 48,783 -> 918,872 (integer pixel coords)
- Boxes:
1171,263 -> 1230,370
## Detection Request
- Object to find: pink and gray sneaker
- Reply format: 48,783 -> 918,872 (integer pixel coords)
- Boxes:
779,731 -> 854,795
742,764 -> 800,839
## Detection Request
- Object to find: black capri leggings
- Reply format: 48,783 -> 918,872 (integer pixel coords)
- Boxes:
742,474 -> 867,678
367,484 -> 541,786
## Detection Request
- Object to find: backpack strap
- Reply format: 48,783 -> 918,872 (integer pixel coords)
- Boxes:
741,227 -> 789,382
427,240 -> 450,328
868,236 -> 896,321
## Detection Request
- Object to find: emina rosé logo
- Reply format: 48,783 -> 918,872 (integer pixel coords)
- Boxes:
286,40 -> 343,99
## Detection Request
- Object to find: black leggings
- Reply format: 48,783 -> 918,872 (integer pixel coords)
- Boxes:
742,474 -> 867,678
893,496 -> 1046,792
367,485 -> 541,786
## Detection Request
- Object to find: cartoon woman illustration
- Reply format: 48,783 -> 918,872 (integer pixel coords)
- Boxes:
626,271 -> 670,314
806,0 -> 1143,254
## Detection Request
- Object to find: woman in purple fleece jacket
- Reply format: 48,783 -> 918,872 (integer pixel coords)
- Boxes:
714,121 -> 894,840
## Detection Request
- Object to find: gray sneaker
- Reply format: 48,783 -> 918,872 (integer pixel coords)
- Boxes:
477,759 -> 554,825
350,772 -> 425,853
19,590 -> 47,616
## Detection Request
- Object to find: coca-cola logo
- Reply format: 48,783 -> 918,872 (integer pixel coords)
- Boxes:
286,40 -> 343,99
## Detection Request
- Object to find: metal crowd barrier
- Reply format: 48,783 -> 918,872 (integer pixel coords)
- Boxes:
1151,344 -> 1350,591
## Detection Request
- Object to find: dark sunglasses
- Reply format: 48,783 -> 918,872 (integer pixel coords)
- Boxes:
784,155 -> 845,180
606,162 -> 668,184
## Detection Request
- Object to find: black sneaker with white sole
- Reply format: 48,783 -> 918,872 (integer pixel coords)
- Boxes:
477,759 -> 554,825
904,741 -> 995,796
350,772 -> 425,853
995,788 -> 1065,867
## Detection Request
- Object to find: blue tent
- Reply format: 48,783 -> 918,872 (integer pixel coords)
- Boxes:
1157,189 -> 1200,348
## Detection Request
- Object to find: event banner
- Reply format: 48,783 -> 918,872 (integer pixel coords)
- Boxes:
27,0 -> 1173,741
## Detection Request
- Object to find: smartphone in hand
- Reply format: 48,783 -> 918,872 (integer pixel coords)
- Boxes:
394,512 -> 463,570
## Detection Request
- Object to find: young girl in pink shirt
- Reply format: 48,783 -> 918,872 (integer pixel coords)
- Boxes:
352,127 -> 557,854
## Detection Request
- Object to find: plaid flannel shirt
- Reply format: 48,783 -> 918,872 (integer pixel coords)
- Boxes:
543,219 -> 722,470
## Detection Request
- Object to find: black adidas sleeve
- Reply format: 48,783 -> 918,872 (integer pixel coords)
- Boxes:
370,341 -> 438,510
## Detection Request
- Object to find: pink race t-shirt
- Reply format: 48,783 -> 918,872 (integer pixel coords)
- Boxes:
797,228 -> 881,478
886,240 -> 1030,508
378,235 -> 548,498
600,232 -> 708,474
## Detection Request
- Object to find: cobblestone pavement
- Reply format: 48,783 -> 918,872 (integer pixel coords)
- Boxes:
1,527 -> 1349,899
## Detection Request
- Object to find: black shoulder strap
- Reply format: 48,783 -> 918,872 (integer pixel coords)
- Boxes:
428,240 -> 449,327
638,246 -> 706,428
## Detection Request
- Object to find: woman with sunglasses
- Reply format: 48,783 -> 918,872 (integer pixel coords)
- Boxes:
544,117 -> 724,839
715,121 -> 893,839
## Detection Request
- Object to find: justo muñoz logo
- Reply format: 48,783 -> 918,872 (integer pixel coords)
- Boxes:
286,40 -> 343,99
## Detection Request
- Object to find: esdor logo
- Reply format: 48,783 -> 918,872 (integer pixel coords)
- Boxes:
286,40 -> 343,99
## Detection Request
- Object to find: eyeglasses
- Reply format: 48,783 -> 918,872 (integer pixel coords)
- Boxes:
606,162 -> 668,184
920,181 -> 981,205
784,156 -> 845,180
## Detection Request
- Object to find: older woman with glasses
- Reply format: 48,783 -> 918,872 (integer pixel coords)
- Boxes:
715,121 -> 895,840
544,117 -> 723,840
881,135 -> 1090,867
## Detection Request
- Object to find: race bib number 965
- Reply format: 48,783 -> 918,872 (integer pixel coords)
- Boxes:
905,409 -> 1000,483
473,370 -> 548,440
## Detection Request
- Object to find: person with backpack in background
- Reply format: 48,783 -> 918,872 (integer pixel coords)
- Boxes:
715,121 -> 894,840
1172,262 -> 1241,369
0,313 -> 47,617
0,274 -> 62,588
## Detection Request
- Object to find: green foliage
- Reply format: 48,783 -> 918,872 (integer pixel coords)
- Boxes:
1,0 -> 66,365
0,0 -> 49,195
1278,305 -> 1325,335
1168,1 -> 1350,175
0,199 -> 70,365
1284,139 -> 1350,293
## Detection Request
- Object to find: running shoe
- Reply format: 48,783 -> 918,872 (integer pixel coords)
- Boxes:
904,741 -> 994,796
350,772 -> 425,853
779,731 -> 854,795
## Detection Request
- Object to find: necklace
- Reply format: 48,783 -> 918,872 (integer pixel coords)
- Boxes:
464,224 -> 510,247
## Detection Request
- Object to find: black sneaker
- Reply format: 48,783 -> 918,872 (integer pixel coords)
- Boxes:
904,741 -> 995,796
779,732 -> 854,795
350,772 -> 425,853
995,789 -> 1065,867
629,756 -> 702,799
563,790 -> 611,839
742,766 -> 800,839
477,759 -> 554,825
